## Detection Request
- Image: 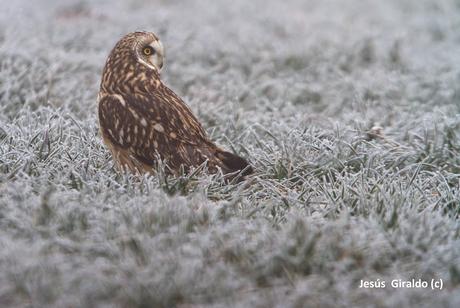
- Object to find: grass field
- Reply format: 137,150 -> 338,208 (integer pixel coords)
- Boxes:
1,0 -> 460,307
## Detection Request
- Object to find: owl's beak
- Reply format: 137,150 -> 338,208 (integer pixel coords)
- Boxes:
152,57 -> 163,72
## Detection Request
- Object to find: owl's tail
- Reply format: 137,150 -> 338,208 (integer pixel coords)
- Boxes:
215,149 -> 253,178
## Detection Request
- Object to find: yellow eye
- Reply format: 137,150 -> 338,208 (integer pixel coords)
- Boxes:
143,46 -> 154,56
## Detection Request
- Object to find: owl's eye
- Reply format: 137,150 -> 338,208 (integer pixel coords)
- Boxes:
143,46 -> 155,56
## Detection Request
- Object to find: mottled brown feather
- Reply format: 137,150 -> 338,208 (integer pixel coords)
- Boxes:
98,31 -> 252,178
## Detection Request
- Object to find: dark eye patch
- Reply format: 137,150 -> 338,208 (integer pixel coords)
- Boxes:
143,46 -> 155,56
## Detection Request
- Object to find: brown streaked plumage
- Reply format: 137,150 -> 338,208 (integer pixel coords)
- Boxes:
98,31 -> 252,178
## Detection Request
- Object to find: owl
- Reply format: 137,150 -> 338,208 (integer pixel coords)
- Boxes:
98,31 -> 252,179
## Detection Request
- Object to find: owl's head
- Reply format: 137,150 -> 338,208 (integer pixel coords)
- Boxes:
116,31 -> 165,73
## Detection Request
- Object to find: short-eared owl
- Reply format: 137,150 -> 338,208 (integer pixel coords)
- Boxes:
98,31 -> 252,178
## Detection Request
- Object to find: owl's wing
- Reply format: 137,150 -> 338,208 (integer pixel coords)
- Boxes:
98,93 -> 209,166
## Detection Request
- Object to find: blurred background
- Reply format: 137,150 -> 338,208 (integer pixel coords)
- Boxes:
0,0 -> 459,307
2,0 -> 459,130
